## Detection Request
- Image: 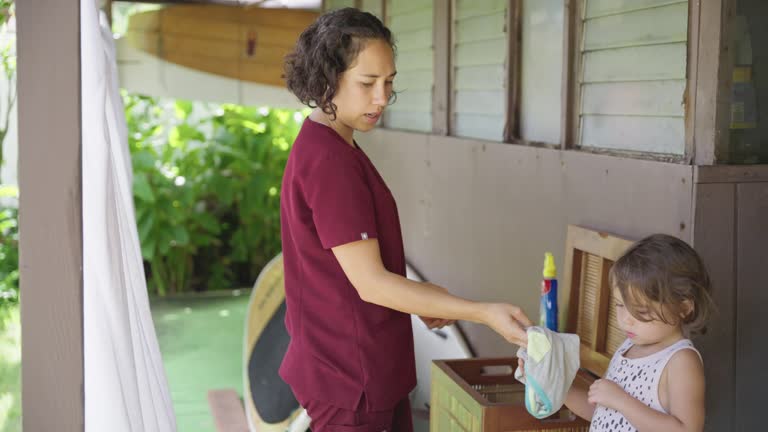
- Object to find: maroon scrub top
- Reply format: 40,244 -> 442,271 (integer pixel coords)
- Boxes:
279,117 -> 416,411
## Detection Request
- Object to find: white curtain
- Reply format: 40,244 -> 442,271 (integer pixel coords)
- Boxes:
81,1 -> 177,431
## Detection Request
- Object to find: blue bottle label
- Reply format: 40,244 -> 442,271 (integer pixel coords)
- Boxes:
540,279 -> 558,331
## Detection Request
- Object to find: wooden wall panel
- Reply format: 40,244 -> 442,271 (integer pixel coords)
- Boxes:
735,182 -> 768,432
693,183 -> 736,432
360,129 -> 694,356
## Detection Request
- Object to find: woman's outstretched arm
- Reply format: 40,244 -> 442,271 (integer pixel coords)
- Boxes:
332,238 -> 532,346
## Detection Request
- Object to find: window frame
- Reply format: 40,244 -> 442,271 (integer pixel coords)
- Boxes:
332,0 -> 730,165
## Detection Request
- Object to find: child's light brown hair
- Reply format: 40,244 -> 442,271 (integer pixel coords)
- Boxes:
609,234 -> 715,336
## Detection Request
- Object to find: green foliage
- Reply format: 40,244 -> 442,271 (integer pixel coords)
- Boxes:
124,92 -> 306,295
0,1 -> 12,28
0,189 -> 18,312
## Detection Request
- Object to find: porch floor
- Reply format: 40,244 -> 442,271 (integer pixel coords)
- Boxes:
151,290 -> 429,432
151,291 -> 250,432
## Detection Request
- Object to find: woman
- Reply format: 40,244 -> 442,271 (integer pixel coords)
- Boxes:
279,8 -> 532,432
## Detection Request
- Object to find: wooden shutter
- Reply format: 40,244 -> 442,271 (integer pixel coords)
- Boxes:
563,225 -> 634,376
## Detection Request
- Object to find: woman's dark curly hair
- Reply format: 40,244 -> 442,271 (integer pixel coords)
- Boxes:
283,8 -> 396,120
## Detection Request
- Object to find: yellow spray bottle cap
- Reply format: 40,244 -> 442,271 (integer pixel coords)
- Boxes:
543,252 -> 557,278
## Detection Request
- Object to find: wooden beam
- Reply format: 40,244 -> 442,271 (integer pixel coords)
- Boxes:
695,164 -> 768,184
693,0 -> 733,165
17,1 -> 84,431
431,0 -> 450,136
503,0 -> 521,143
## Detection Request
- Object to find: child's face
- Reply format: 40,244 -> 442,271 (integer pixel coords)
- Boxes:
331,38 -> 396,133
613,288 -> 683,347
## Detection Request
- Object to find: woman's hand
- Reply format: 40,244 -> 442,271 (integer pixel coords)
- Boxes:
483,303 -> 532,347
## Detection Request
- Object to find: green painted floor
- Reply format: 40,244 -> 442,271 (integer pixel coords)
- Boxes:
0,307 -> 21,432
152,290 -> 429,432
151,291 -> 251,432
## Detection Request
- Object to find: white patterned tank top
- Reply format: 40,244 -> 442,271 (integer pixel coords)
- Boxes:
589,338 -> 701,432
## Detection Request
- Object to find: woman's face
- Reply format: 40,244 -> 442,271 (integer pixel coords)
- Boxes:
331,38 -> 396,133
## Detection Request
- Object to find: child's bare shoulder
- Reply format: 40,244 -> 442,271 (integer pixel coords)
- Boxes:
666,348 -> 704,380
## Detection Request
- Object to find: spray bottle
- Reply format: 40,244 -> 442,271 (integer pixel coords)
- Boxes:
539,252 -> 558,331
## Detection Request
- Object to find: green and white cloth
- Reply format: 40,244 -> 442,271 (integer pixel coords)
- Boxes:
514,326 -> 580,419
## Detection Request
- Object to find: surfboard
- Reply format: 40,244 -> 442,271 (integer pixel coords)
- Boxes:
125,4 -> 318,87
242,253 -> 309,432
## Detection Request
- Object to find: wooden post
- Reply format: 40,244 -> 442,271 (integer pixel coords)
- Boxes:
561,0 -> 583,149
104,0 -> 113,27
684,0 -> 700,163
17,1 -> 84,431
503,1 -> 521,143
432,0 -> 450,136
693,0 -> 733,165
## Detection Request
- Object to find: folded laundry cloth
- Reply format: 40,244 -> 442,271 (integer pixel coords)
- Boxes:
514,326 -> 580,419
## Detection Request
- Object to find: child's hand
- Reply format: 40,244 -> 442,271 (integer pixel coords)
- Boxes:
587,379 -> 630,411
